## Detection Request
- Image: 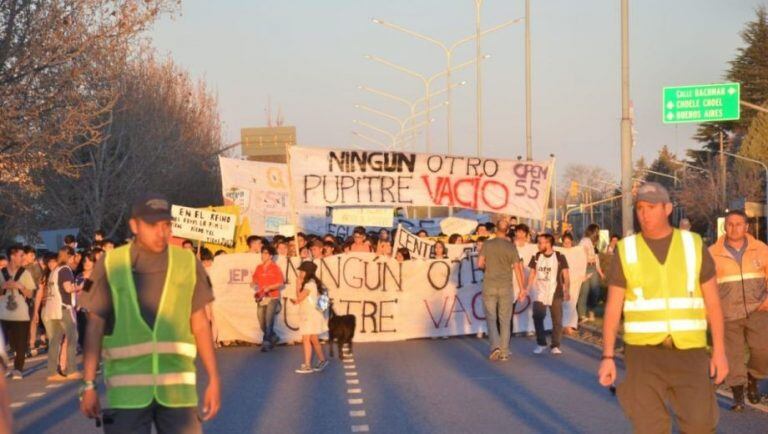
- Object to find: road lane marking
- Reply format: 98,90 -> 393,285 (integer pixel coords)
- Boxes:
346,379 -> 360,385
348,398 -> 364,405
351,425 -> 370,432
350,410 -> 366,417
344,364 -> 356,369
10,402 -> 25,408
345,371 -> 358,377
27,392 -> 45,398
45,384 -> 63,389
347,388 -> 362,394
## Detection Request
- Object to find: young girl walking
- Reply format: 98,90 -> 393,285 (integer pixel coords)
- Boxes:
292,261 -> 329,374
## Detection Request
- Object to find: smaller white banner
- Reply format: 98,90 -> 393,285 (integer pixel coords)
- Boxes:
440,216 -> 478,236
393,224 -> 435,259
171,205 -> 237,246
332,207 -> 394,227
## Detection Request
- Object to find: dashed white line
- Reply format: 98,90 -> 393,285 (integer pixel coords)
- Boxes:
346,379 -> 360,385
347,388 -> 362,394
351,424 -> 370,432
350,410 -> 366,417
27,392 -> 45,398
345,371 -> 358,377
348,398 -> 364,405
45,384 -> 63,389
343,358 -> 354,364
10,402 -> 25,409
344,364 -> 356,370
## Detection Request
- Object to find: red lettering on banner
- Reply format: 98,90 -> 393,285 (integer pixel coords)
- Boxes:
420,175 -> 509,211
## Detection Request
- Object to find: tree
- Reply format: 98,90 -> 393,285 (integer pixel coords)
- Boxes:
36,49 -> 222,240
695,6 -> 768,148
644,146 -> 682,191
0,0 -> 178,216
734,106 -> 768,202
559,164 -> 617,204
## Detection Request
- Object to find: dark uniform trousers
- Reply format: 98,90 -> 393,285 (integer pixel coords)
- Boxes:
102,401 -> 201,434
724,310 -> 768,387
617,344 -> 718,434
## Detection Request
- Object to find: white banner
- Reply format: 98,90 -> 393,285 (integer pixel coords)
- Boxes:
171,205 -> 236,246
209,252 -> 490,343
289,147 -> 554,220
208,245 -> 587,343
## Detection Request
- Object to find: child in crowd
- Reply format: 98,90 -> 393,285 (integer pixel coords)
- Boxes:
291,262 -> 328,374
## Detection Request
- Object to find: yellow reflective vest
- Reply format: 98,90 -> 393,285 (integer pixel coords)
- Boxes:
102,244 -> 198,409
619,229 -> 708,349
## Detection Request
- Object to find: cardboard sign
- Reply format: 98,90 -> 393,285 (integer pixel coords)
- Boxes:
171,205 -> 236,247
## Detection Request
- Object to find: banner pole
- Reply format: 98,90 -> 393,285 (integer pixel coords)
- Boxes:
284,142 -> 300,232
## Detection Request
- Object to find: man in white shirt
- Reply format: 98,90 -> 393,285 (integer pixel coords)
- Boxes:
527,234 -> 570,355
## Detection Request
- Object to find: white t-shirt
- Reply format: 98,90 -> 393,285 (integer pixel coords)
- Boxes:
0,267 -> 36,321
529,251 -> 568,306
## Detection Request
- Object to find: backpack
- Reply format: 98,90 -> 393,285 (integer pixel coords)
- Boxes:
1,267 -> 25,312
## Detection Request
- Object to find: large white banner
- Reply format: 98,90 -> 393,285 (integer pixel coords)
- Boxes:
209,252 -> 488,343
289,147 -> 554,220
209,246 -> 587,343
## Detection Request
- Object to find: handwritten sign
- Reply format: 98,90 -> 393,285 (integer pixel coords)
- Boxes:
289,147 -> 554,220
171,205 -> 237,247
332,207 -> 394,227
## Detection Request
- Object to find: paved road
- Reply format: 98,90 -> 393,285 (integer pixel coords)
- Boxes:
7,336 -> 768,433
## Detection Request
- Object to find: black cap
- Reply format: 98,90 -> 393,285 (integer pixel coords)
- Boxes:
131,192 -> 173,223
297,261 -> 317,275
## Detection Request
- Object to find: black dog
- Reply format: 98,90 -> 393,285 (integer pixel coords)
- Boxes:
328,302 -> 356,359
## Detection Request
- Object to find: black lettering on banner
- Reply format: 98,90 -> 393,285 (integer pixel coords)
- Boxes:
284,258 -> 299,286
281,296 -> 299,331
381,176 -> 396,202
329,151 -> 344,172
364,262 -> 381,290
340,175 -> 356,203
361,301 -> 378,333
379,299 -> 398,333
319,256 -> 341,289
483,159 -> 499,177
445,296 -> 472,326
466,158 -> 481,176
382,262 -> 403,291
342,256 -> 363,289
340,299 -> 362,316
471,291 -> 485,321
322,176 -> 339,203
326,151 -> 416,173
303,175 -> 322,203
427,260 -> 451,290
397,176 -> 413,204
427,155 -> 443,173
467,254 -> 481,284
453,258 -> 464,289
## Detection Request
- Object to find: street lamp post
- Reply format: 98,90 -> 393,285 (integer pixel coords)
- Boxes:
365,54 -> 487,152
371,16 -> 522,154
620,0 -> 633,236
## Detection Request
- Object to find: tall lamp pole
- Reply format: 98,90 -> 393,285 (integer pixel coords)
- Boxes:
525,0 -> 532,160
620,0 -> 633,236
474,0 -> 484,157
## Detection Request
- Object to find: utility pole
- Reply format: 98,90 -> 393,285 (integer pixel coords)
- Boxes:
474,0 -> 484,157
525,0 -> 532,160
620,0 -> 633,236
719,131 -> 726,209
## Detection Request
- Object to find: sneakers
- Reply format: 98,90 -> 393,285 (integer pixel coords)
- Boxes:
476,331 -> 484,339
747,374 -> 762,404
295,364 -> 314,374
550,347 -> 563,355
488,348 -> 501,361
11,370 -> 23,380
313,360 -> 329,372
731,385 -> 746,412
533,345 -> 548,355
499,354 -> 510,362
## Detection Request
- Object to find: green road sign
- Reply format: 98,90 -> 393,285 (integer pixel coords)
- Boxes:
663,82 -> 740,124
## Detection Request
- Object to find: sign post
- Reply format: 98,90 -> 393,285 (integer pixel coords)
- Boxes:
662,82 -> 740,124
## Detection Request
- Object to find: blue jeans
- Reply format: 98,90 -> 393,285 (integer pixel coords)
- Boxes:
257,298 -> 280,346
577,264 -> 601,318
483,287 -> 514,356
43,309 -> 78,375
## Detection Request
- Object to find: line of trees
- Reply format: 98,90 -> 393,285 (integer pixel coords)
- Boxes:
1,1 -> 223,245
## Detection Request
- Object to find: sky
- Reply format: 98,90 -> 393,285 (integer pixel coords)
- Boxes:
150,0 -> 766,181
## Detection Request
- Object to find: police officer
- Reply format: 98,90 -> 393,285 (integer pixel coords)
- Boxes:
598,182 -> 728,433
79,193 -> 221,433
709,209 -> 768,411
